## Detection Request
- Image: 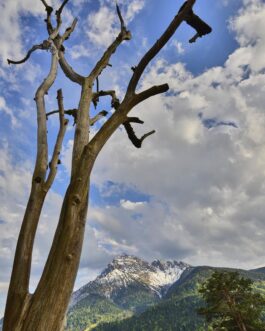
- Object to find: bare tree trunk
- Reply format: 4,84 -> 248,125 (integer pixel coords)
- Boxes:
3,1 -> 197,330
3,187 -> 46,330
21,189 -> 90,331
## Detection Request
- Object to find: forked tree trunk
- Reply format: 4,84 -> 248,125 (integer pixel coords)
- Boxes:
21,187 -> 90,331
3,1 -> 196,330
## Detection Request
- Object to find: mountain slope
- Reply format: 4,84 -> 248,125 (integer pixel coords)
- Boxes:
66,255 -> 188,331
93,265 -> 265,331
251,267 -> 265,274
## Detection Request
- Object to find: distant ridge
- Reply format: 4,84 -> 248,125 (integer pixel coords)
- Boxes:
250,266 -> 265,274
66,256 -> 265,331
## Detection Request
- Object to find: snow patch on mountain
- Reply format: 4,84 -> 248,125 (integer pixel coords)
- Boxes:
70,255 -> 189,307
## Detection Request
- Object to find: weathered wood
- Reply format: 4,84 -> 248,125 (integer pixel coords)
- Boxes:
3,0 -> 197,330
3,40 -> 60,331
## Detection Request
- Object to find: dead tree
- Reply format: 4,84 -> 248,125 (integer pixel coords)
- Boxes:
3,0 -> 196,330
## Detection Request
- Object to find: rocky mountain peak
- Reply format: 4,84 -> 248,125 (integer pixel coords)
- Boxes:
101,254 -> 151,277
151,260 -> 189,273
70,255 -> 190,308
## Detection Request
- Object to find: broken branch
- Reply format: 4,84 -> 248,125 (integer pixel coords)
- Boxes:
7,42 -> 50,65
44,89 -> 69,190
92,90 -> 120,109
133,83 -> 169,106
40,0 -> 54,34
90,1 -> 196,155
123,118 -> 155,148
62,18 -> 78,42
47,108 -> 78,121
126,117 -> 144,124
47,108 -> 108,127
88,4 -> 131,84
90,110 -> 108,126
116,2 -> 125,30
126,0 -> 196,94
56,0 -> 69,26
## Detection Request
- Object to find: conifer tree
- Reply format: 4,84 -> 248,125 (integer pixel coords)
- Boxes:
198,271 -> 265,331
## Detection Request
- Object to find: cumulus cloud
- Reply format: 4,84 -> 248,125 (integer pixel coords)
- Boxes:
86,0 -> 145,47
0,143 -> 32,315
0,97 -> 18,128
0,0 -> 71,64
88,0 -> 265,270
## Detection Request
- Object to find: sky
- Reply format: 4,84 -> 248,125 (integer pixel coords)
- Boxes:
0,0 -> 265,317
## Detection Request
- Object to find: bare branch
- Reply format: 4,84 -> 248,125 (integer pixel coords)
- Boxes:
88,5 -> 131,83
90,1 -> 196,155
126,0 -> 196,94
40,0 -> 51,9
123,118 -> 155,148
90,110 -> 108,126
34,41 -> 60,182
132,83 -> 169,106
56,0 -> 69,26
58,51 -> 84,85
92,90 -> 120,109
62,18 -> 78,42
116,2 -> 125,29
140,130 -> 156,144
47,108 -> 78,125
7,41 -> 50,65
96,77 -> 99,94
46,108 -> 77,119
41,2 -> 82,85
51,19 -> 85,85
48,108 -> 108,127
40,0 -> 54,34
44,89 -> 69,190
126,117 -> 144,124
4,41 -> 60,315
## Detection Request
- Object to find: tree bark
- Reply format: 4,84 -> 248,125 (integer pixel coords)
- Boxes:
19,143 -> 95,331
223,289 -> 248,331
3,1 -> 197,330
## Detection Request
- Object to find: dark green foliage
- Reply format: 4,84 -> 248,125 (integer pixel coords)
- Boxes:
65,294 -> 132,331
198,271 -> 265,331
65,284 -> 159,330
108,283 -> 160,313
93,296 -> 205,331
66,266 -> 265,331
251,267 -> 265,274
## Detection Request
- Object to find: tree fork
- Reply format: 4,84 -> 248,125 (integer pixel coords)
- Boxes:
3,0 -> 197,330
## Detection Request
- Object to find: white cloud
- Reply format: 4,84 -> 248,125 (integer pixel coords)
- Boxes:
0,0 -> 45,64
86,0 -> 145,47
87,0 -> 265,270
120,199 -> 146,210
0,0 -> 73,65
0,143 -> 32,315
0,97 -> 18,128
86,6 -> 118,47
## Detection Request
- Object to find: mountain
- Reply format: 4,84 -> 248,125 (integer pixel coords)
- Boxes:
67,257 -> 265,331
251,266 -> 265,274
93,266 -> 265,331
2,256 -> 264,331
66,255 -> 189,331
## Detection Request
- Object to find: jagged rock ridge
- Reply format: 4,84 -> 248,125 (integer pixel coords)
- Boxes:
70,254 -> 189,308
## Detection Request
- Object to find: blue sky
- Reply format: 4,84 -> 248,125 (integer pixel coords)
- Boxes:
1,0 -> 265,317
